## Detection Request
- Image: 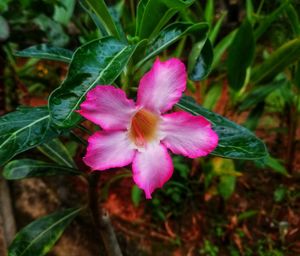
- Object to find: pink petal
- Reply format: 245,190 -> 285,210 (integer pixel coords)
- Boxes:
132,143 -> 173,199
137,58 -> 186,113
83,130 -> 136,170
78,85 -> 136,130
160,111 -> 218,158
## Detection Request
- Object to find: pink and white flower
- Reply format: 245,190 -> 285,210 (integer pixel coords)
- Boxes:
78,58 -> 218,198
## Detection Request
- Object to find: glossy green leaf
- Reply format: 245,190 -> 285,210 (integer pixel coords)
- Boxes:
37,138 -> 76,168
176,96 -> 268,160
15,44 -> 73,63
251,38 -> 300,84
0,107 -> 61,166
49,37 -> 136,128
3,159 -> 81,180
8,208 -> 82,256
136,0 -> 194,39
136,22 -> 209,69
188,39 -> 213,81
227,19 -> 255,91
83,0 -> 121,39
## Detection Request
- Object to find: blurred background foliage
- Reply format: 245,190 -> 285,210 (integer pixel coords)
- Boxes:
1,0 -> 300,255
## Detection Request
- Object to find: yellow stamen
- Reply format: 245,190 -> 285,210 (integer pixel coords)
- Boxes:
129,109 -> 159,146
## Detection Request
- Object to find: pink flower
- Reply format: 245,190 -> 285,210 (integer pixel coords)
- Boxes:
78,58 -> 218,198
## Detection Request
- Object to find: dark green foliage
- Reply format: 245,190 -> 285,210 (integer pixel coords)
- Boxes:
3,159 -> 81,180
8,208 -> 82,256
177,96 -> 268,160
227,19 -> 255,91
0,107 -> 62,166
15,44 -> 73,63
49,37 -> 136,127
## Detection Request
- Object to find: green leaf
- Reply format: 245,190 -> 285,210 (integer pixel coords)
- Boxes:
3,159 -> 81,180
173,156 -> 190,179
251,38 -> 300,84
135,0 -> 148,36
238,210 -> 257,221
108,0 -> 126,41
209,11 -> 227,45
188,39 -> 213,81
285,4 -> 300,36
212,29 -> 236,69
254,1 -> 289,40
243,102 -> 265,131
33,14 -> 69,47
246,0 -> 254,24
8,208 -> 82,256
136,0 -> 194,39
227,19 -> 255,91
53,0 -> 75,26
239,79 -> 286,111
0,0 -> 10,13
218,175 -> 236,200
0,107 -> 61,166
202,83 -> 222,110
148,8 -> 178,39
79,0 -> 105,34
204,0 -> 214,26
265,156 -> 288,176
37,138 -> 76,168
0,16 -> 9,41
176,96 -> 268,160
136,22 -> 209,69
274,186 -> 286,203
49,37 -> 136,128
83,0 -> 121,39
131,185 -> 142,207
212,157 -> 237,200
15,44 -> 73,63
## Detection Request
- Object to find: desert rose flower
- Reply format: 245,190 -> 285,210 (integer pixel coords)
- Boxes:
78,58 -> 218,198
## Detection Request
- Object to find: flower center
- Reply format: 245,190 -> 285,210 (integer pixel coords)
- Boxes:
129,108 -> 159,147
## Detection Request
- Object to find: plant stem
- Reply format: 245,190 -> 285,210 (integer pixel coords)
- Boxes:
88,173 -> 122,256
